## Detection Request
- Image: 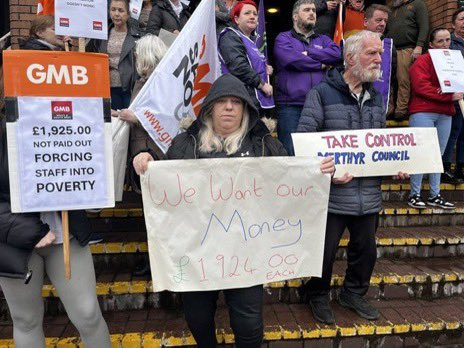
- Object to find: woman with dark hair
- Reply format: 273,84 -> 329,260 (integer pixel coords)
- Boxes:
20,15 -> 71,50
132,74 -> 335,347
0,32 -> 110,347
407,28 -> 463,210
218,0 -> 274,113
88,0 -> 141,110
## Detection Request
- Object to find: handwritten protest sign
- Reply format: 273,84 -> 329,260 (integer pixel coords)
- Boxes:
429,49 -> 464,93
3,50 -> 114,213
55,0 -> 108,40
141,157 -> 330,292
292,128 -> 443,178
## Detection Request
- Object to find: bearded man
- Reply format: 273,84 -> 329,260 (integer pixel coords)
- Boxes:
297,30 -> 384,324
273,0 -> 341,156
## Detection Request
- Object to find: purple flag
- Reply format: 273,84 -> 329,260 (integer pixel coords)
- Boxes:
256,0 -> 268,59
373,38 -> 393,114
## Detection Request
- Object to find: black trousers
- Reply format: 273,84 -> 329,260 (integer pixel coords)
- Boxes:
182,285 -> 263,348
306,213 -> 379,297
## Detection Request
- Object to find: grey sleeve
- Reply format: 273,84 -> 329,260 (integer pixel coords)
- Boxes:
297,89 -> 325,133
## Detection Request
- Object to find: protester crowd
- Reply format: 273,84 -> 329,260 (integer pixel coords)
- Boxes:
1,0 -> 464,346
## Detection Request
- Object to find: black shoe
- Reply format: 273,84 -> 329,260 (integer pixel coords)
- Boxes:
427,195 -> 455,210
408,194 -> 426,209
338,291 -> 379,320
441,171 -> 463,184
133,261 -> 151,277
88,232 -> 104,245
309,295 -> 335,324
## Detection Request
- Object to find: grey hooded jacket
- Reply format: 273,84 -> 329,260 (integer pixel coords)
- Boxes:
297,67 -> 385,216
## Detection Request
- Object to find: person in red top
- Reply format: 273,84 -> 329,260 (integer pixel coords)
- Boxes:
407,28 -> 464,210
344,0 -> 365,38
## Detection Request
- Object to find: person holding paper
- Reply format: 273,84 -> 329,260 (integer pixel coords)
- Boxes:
87,0 -> 141,110
442,8 -> 464,184
407,28 -> 463,210
273,0 -> 342,156
298,30 -> 400,324
0,118 -> 111,348
132,74 -> 335,347
218,0 -> 274,113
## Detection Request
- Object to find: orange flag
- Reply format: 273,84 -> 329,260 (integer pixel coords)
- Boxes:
37,0 -> 54,15
333,3 -> 344,45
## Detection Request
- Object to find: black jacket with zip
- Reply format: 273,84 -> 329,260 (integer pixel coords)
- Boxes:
146,0 -> 191,36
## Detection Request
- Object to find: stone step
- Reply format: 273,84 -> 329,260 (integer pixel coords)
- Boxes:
386,120 -> 409,127
3,257 -> 464,319
87,227 -> 464,274
2,297 -> 464,347
87,202 -> 464,229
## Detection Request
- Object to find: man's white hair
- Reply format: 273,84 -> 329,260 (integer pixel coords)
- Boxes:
343,30 -> 381,64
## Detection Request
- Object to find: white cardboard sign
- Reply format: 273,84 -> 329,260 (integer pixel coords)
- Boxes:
129,0 -> 144,20
141,157 -> 330,292
292,127 -> 443,178
429,49 -> 464,93
55,0 -> 108,40
7,97 -> 114,212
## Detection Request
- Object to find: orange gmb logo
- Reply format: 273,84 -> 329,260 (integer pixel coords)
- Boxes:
3,50 -> 110,98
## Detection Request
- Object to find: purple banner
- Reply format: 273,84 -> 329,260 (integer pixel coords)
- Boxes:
373,38 -> 393,113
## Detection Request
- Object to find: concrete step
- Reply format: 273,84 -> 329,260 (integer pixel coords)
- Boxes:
2,298 -> 464,347
86,226 -> 464,275
3,257 -> 464,319
87,202 -> 464,229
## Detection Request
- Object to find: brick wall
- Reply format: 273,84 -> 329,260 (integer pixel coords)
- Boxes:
9,0 -> 37,48
426,0 -> 458,30
7,0 -> 463,48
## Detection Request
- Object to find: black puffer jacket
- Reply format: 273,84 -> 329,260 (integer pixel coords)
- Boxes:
146,0 -> 191,36
165,74 -> 287,160
19,38 -> 55,51
0,117 -> 93,281
87,22 -> 141,92
297,67 -> 385,216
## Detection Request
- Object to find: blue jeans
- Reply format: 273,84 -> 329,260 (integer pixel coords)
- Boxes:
442,102 -> 463,163
276,105 -> 303,156
110,87 -> 131,110
409,112 -> 452,198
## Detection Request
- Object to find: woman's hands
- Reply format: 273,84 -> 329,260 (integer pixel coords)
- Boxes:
35,231 -> 56,248
320,156 -> 335,176
133,152 -> 154,175
111,109 -> 138,124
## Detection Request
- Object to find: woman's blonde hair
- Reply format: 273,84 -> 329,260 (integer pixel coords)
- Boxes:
198,103 -> 250,155
135,35 -> 168,77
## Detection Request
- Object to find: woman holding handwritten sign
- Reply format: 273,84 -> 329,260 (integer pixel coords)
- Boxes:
133,74 -> 335,347
408,28 -> 463,210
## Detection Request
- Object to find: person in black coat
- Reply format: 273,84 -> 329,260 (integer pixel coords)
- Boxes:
132,74 -> 335,347
146,0 -> 191,36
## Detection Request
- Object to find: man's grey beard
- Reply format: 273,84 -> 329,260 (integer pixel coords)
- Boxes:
352,60 -> 381,82
297,20 -> 314,33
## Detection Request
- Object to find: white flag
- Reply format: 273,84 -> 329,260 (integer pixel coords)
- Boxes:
130,0 -> 220,154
